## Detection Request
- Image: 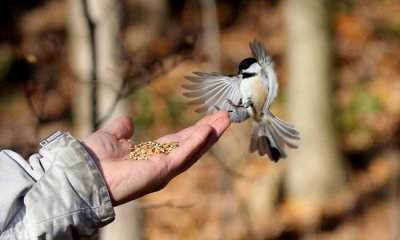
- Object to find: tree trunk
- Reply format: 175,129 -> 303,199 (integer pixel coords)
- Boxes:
67,0 -> 143,239
200,0 -> 220,71
284,0 -> 348,220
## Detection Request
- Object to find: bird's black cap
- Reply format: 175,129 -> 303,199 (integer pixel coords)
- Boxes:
238,57 -> 257,73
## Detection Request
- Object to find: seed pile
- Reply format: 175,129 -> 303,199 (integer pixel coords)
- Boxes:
129,140 -> 179,160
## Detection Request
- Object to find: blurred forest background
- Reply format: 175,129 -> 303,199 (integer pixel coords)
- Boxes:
1,0 -> 400,239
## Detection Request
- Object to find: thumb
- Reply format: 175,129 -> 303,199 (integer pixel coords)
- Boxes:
102,115 -> 135,140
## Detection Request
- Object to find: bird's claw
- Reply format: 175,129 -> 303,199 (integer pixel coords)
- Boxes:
227,99 -> 248,109
213,105 -> 221,111
227,99 -> 240,108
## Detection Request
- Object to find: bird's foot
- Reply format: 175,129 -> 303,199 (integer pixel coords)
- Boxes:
213,105 -> 221,111
227,99 -> 244,109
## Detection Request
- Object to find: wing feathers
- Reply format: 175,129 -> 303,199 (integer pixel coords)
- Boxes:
249,39 -> 279,112
183,72 -> 250,122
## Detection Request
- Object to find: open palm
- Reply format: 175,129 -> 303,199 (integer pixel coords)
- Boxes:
80,111 -> 231,206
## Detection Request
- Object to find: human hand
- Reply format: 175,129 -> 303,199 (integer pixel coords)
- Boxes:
80,111 -> 231,206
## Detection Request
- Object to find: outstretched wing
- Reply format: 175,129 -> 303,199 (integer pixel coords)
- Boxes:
183,72 -> 249,123
249,40 -> 278,111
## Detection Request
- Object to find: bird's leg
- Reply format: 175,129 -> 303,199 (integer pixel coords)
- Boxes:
213,105 -> 221,111
213,101 -> 241,113
227,99 -> 246,109
227,98 -> 255,109
217,99 -> 253,113
243,98 -> 260,120
243,97 -> 255,108
244,100 -> 253,109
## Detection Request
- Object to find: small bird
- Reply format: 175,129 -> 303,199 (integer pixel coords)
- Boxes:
183,40 -> 300,162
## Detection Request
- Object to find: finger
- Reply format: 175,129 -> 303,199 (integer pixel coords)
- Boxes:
194,110 -> 230,127
206,111 -> 231,137
101,115 -> 134,139
156,125 -> 195,143
176,115 -> 230,173
204,114 -> 230,146
157,111 -> 230,143
166,124 -> 213,169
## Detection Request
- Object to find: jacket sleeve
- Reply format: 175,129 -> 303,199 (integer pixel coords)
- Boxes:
0,132 -> 115,240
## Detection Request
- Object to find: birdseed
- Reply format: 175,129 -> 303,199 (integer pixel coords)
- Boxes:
129,140 -> 179,160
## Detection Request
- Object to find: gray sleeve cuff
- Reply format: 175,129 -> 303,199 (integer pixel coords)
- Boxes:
26,132 -> 115,236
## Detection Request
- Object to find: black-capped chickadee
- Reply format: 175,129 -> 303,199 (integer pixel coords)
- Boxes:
183,40 -> 300,162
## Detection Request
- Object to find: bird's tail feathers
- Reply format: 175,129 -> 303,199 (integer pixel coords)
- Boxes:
250,112 -> 300,162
